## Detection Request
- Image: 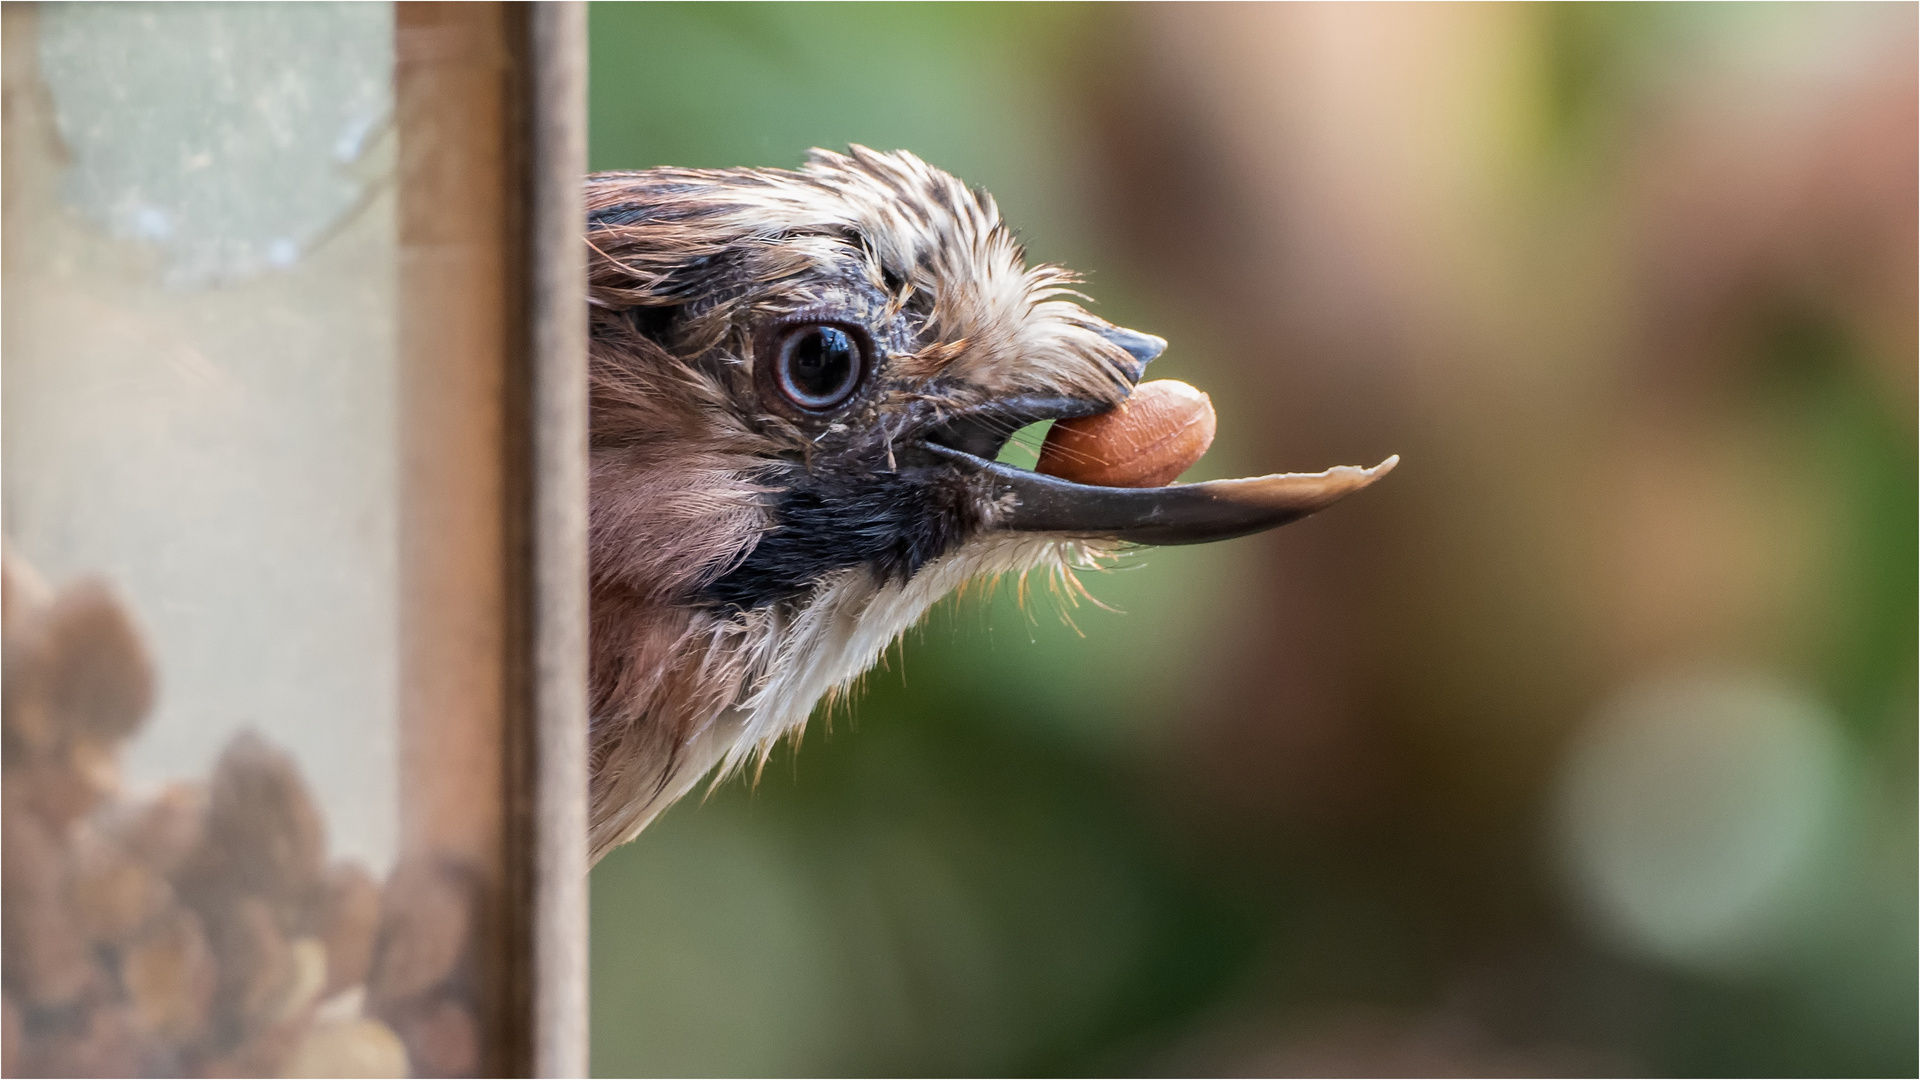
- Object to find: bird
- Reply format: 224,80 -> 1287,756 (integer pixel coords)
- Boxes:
584,146 -> 1392,863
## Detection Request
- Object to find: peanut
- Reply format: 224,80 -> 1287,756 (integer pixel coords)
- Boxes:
1036,379 -> 1217,488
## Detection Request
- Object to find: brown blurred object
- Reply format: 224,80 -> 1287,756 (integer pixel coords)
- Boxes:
365,856 -> 488,1076
4,576 -> 155,756
0,549 -> 413,1077
116,783 -> 211,882
386,996 -> 483,1079
4,566 -> 155,831
368,860 -> 476,1010
312,863 -> 385,997
179,734 -> 329,914
69,826 -> 173,946
206,896 -> 298,1040
121,908 -> 218,1044
1,804 -> 100,1010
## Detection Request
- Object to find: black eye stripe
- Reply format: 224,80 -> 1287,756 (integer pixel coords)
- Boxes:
775,323 -> 866,411
704,467 -> 988,611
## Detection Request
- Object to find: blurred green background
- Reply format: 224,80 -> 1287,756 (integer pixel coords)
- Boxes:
586,4 -> 1916,1076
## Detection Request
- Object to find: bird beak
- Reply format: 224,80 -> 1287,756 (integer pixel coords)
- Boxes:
1096,325 -> 1166,383
922,442 -> 1397,545
918,324 -> 1394,546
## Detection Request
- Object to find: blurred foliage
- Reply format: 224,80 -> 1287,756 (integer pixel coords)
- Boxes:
587,4 -> 1914,1076
588,3 -> 1102,266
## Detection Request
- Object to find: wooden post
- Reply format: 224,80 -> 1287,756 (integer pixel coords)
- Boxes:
395,3 -> 586,1074
526,5 -> 590,1077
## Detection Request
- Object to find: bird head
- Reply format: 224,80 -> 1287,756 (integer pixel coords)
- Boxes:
585,147 -> 1391,861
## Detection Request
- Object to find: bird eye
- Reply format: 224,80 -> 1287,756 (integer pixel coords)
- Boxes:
774,323 -> 866,411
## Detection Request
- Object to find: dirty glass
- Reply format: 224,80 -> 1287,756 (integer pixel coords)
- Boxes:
3,5 -> 488,1076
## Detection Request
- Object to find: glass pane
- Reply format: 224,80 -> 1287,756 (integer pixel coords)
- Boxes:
0,5 -> 489,1075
